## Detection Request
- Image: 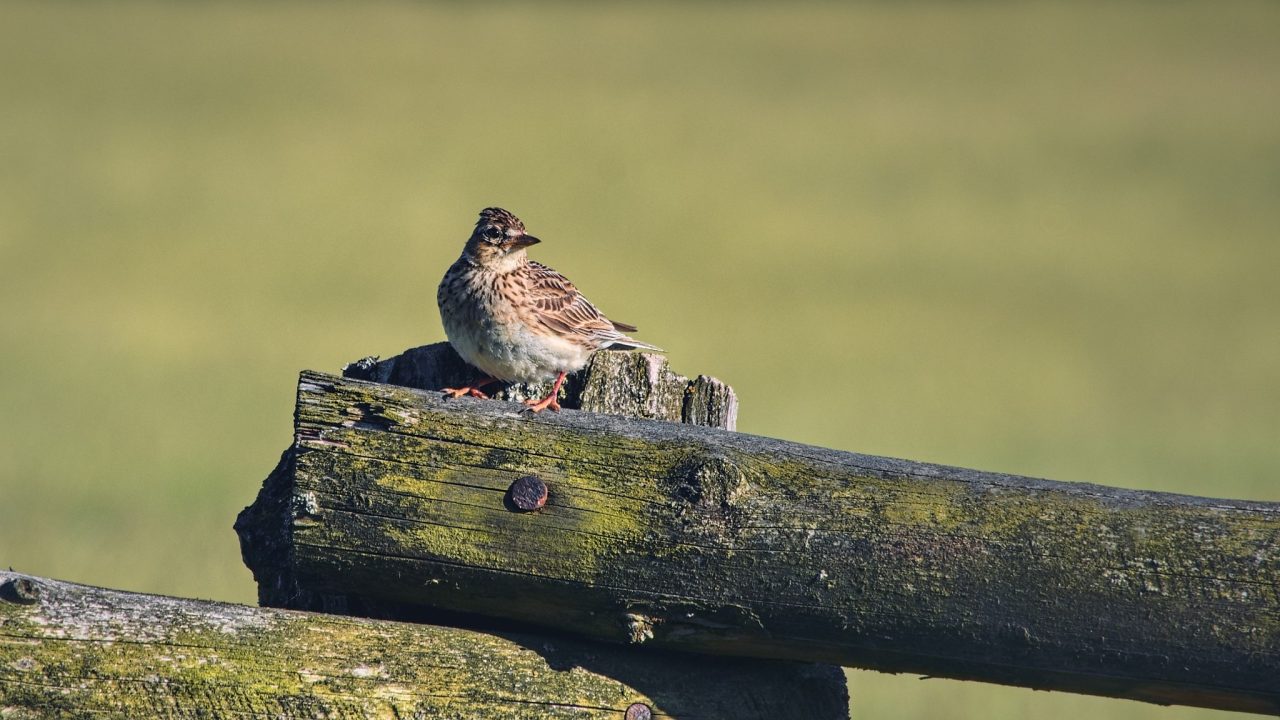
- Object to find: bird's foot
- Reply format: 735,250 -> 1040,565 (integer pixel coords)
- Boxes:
524,393 -> 562,413
523,371 -> 567,413
441,376 -> 499,401
443,386 -> 490,400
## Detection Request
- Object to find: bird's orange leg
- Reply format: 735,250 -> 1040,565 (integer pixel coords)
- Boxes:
524,371 -> 567,413
442,376 -> 499,400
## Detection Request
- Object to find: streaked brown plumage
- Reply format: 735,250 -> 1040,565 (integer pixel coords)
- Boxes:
437,208 -> 661,412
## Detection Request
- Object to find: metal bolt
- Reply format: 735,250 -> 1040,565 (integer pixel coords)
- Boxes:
1,577 -> 40,605
624,703 -> 652,720
507,474 -> 548,512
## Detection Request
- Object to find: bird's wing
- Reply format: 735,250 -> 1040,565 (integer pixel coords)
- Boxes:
524,261 -> 621,342
522,260 -> 665,351
610,319 -> 639,333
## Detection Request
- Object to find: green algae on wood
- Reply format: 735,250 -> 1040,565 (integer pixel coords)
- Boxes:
0,571 -> 848,719
237,370 -> 1280,715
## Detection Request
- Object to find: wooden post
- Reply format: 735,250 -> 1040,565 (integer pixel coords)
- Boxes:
342,343 -> 738,430
0,571 -> 848,719
237,357 -> 1280,715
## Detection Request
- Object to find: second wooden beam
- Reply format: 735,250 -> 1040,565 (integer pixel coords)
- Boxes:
238,369 -> 1280,715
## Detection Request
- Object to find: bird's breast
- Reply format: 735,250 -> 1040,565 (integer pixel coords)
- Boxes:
438,264 -> 589,382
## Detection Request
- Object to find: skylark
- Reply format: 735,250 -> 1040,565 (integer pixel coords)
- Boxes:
437,207 -> 661,412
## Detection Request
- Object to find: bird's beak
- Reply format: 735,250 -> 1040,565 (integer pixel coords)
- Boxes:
510,234 -> 541,249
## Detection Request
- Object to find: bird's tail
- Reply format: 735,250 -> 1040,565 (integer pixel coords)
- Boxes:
603,336 -> 665,353
603,319 -> 663,352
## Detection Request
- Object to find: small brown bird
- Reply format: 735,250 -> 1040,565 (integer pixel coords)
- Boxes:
437,208 -> 661,412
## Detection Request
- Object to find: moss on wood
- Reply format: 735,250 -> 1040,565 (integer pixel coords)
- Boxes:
236,370 -> 1280,714
0,572 -> 847,719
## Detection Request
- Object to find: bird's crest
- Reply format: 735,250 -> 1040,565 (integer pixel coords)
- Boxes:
477,207 -> 525,233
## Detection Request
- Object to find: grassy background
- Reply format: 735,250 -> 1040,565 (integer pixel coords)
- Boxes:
2,1 -> 1278,717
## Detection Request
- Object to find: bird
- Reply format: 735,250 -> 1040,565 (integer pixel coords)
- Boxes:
436,207 -> 662,412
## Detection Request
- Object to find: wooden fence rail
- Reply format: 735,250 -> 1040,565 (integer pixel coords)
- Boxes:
0,571 -> 848,719
236,345 -> 1280,715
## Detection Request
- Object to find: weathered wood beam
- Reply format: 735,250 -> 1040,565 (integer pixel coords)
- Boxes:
0,571 -> 849,719
237,369 -> 1280,714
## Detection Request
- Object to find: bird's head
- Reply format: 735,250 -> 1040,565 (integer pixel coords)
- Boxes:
463,207 -> 540,268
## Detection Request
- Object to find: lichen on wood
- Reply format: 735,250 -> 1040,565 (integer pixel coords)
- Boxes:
237,369 -> 1280,715
0,571 -> 848,719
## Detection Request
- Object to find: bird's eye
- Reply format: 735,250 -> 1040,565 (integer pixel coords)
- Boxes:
482,226 -> 504,240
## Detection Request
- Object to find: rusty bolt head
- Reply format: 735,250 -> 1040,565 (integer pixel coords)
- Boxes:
624,703 -> 652,720
507,474 -> 548,512
1,577 -> 40,605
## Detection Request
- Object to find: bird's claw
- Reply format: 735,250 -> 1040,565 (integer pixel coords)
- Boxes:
524,395 -> 561,413
442,386 -> 490,400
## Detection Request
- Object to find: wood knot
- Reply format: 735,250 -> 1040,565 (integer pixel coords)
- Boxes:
341,402 -> 397,430
1,577 -> 40,605
672,454 -> 748,518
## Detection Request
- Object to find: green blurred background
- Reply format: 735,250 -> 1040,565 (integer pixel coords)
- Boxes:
2,1 -> 1277,717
